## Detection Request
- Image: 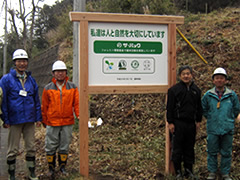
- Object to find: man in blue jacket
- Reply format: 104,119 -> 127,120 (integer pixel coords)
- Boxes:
202,67 -> 239,180
167,65 -> 202,179
0,49 -> 42,180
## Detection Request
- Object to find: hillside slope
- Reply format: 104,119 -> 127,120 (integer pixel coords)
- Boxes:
83,7 -> 240,179
177,7 -> 240,94
27,7 -> 240,180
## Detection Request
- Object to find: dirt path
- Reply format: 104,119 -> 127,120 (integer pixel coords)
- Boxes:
0,127 -> 8,180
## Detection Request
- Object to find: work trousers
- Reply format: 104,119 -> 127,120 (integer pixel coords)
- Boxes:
171,120 -> 196,171
7,122 -> 36,161
45,125 -> 73,155
207,133 -> 233,175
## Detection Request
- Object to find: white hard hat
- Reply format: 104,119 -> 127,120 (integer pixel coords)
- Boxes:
212,67 -> 227,79
12,49 -> 28,60
52,60 -> 67,71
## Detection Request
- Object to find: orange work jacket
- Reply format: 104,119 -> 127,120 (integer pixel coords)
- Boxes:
41,77 -> 79,126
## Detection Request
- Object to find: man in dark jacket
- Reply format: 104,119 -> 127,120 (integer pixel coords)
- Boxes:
0,49 -> 42,180
166,65 -> 202,179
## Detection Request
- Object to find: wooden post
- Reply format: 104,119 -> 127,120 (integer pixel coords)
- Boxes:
165,24 -> 177,175
79,20 -> 89,176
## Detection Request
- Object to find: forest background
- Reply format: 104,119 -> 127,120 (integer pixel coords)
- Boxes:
0,0 -> 240,179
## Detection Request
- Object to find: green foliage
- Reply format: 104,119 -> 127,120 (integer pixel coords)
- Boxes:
87,0 -> 239,15
145,0 -> 177,14
47,6 -> 73,46
34,0 -> 73,50
90,0 -> 131,13
175,0 -> 240,13
87,0 -> 177,15
183,13 -> 201,24
73,117 -> 79,132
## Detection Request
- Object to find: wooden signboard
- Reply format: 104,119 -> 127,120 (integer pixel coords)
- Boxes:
69,12 -> 184,177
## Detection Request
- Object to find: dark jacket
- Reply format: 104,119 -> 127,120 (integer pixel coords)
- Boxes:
167,81 -> 202,124
0,68 -> 42,125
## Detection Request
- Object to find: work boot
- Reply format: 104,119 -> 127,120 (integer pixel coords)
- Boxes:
26,156 -> 38,180
7,159 -> 16,180
184,168 -> 197,179
222,174 -> 232,180
207,172 -> 216,180
58,153 -> 68,175
47,154 -> 56,179
176,170 -> 183,180
173,161 -> 182,180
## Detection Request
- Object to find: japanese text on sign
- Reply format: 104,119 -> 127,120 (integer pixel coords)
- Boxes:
90,28 -> 165,39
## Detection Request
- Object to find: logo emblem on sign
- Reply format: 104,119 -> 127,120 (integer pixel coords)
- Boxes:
118,60 -> 127,70
131,60 -> 139,69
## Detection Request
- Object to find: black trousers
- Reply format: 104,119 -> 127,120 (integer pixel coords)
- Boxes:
171,120 -> 196,172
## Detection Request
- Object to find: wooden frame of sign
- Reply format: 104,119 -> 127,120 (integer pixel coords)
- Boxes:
69,12 -> 184,177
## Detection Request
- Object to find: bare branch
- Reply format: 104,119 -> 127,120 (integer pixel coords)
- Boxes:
28,0 -> 38,58
7,0 -> 42,52
8,9 -> 20,40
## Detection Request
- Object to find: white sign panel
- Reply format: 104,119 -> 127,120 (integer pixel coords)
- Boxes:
88,22 -> 168,85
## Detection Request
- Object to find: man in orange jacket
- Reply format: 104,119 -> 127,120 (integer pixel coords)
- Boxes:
41,60 -> 79,178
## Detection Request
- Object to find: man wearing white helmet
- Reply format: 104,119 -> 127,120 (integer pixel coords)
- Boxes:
202,67 -> 240,180
0,49 -> 42,180
41,60 -> 79,178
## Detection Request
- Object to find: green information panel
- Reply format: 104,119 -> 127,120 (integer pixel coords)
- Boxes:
94,41 -> 162,54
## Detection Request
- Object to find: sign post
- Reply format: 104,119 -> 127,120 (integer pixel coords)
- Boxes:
69,12 -> 184,177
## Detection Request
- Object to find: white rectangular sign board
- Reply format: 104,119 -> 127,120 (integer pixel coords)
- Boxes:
88,22 -> 168,85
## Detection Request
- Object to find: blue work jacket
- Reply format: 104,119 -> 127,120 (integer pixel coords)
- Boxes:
0,68 -> 42,125
202,87 -> 240,135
